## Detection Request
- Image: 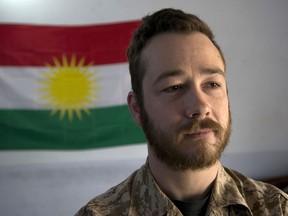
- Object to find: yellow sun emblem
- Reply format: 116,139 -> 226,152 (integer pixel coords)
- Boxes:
38,55 -> 99,121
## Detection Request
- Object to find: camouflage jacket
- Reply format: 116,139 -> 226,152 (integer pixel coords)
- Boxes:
75,163 -> 288,216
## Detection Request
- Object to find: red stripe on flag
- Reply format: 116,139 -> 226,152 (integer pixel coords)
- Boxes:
0,21 -> 141,66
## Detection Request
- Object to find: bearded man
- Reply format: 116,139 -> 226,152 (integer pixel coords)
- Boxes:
75,8 -> 288,216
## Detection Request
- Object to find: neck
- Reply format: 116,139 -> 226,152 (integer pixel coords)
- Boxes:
148,148 -> 220,201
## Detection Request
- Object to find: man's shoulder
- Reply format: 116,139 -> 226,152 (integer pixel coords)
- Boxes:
225,167 -> 287,197
223,166 -> 288,214
75,170 -> 137,216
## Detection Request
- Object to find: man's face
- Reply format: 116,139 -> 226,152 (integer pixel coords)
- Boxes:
137,32 -> 231,171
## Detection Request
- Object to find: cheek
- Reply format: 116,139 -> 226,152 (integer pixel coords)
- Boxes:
144,102 -> 165,124
143,98 -> 176,129
215,99 -> 230,127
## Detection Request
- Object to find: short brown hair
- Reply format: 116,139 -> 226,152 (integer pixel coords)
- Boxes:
127,8 -> 225,107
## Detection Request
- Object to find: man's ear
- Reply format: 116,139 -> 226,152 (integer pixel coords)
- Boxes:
127,91 -> 142,126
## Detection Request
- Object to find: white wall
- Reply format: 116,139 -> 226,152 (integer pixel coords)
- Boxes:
0,0 -> 287,216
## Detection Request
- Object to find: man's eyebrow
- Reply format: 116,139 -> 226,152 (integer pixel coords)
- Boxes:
153,69 -> 185,86
201,68 -> 225,77
152,68 -> 225,86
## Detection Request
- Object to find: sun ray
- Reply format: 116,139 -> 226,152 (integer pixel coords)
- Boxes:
59,107 -> 67,120
70,55 -> 76,68
75,107 -> 82,120
82,107 -> 91,115
50,102 -> 63,115
85,99 -> 95,106
37,80 -> 53,86
62,55 -> 69,69
44,64 -> 58,75
51,107 -> 58,116
68,107 -> 74,121
38,94 -> 53,102
53,57 -> 62,69
85,73 -> 96,79
89,85 -> 100,91
80,62 -> 93,74
77,57 -> 85,70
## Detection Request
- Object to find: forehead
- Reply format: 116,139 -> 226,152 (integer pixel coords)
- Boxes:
141,32 -> 225,80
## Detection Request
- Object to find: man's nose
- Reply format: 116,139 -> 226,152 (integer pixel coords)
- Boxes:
184,88 -> 211,119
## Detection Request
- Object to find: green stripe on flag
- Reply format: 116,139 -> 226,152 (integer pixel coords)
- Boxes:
0,105 -> 146,150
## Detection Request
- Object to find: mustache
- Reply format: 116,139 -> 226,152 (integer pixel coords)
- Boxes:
178,118 -> 223,134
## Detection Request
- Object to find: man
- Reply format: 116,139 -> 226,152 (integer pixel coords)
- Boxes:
75,8 -> 288,215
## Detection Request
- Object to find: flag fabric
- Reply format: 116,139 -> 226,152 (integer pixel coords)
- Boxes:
0,21 -> 146,150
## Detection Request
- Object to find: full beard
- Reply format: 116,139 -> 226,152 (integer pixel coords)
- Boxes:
140,108 -> 232,172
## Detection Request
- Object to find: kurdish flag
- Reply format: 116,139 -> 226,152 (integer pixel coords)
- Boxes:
0,21 -> 146,150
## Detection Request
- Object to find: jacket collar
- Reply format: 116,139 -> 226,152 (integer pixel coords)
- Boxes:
129,162 -> 181,215
208,166 -> 253,215
129,162 -> 253,216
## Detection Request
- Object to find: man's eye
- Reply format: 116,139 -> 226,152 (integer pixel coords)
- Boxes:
164,85 -> 183,93
207,82 -> 221,89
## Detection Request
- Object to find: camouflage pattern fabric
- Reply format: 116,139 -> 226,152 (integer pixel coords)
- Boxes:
75,162 -> 288,215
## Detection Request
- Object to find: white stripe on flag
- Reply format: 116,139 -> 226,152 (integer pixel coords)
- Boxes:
0,63 -> 131,109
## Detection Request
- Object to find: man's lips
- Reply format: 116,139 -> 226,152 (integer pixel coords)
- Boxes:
185,129 -> 215,139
